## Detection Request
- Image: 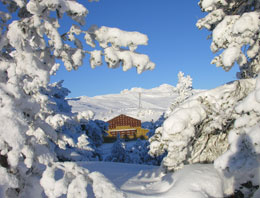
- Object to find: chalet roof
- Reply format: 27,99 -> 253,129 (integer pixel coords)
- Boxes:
107,114 -> 140,123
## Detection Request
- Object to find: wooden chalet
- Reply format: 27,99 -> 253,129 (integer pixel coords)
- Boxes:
106,114 -> 149,140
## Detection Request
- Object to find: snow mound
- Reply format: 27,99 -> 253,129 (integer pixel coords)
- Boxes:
80,161 -> 227,198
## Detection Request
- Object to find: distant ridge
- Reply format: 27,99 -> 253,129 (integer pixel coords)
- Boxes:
67,84 -> 201,122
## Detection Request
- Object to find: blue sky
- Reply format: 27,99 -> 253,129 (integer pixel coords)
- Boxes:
51,0 -> 239,97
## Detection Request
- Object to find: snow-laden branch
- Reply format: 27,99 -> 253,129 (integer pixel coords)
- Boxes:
65,25 -> 155,73
197,0 -> 260,78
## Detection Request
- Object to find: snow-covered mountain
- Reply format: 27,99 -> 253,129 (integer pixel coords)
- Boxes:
67,84 -> 200,122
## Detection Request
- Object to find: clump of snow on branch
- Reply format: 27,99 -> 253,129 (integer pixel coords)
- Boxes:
0,166 -> 19,198
104,47 -> 155,74
95,26 -> 148,50
90,50 -> 102,68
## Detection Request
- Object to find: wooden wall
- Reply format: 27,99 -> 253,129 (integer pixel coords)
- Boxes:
107,114 -> 141,129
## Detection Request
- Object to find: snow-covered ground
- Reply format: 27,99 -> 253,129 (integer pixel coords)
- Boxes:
79,161 -> 230,198
68,84 -> 201,122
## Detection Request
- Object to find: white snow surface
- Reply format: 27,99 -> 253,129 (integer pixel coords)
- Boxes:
79,161 -> 227,198
68,84 -> 201,122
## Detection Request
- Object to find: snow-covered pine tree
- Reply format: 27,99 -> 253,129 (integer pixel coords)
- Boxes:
0,0 -> 153,197
128,139 -> 144,164
150,79 -> 255,171
149,71 -> 193,162
150,0 -> 260,196
197,0 -> 260,196
105,136 -> 130,163
34,80 -> 104,163
128,139 -> 163,166
165,71 -> 193,118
